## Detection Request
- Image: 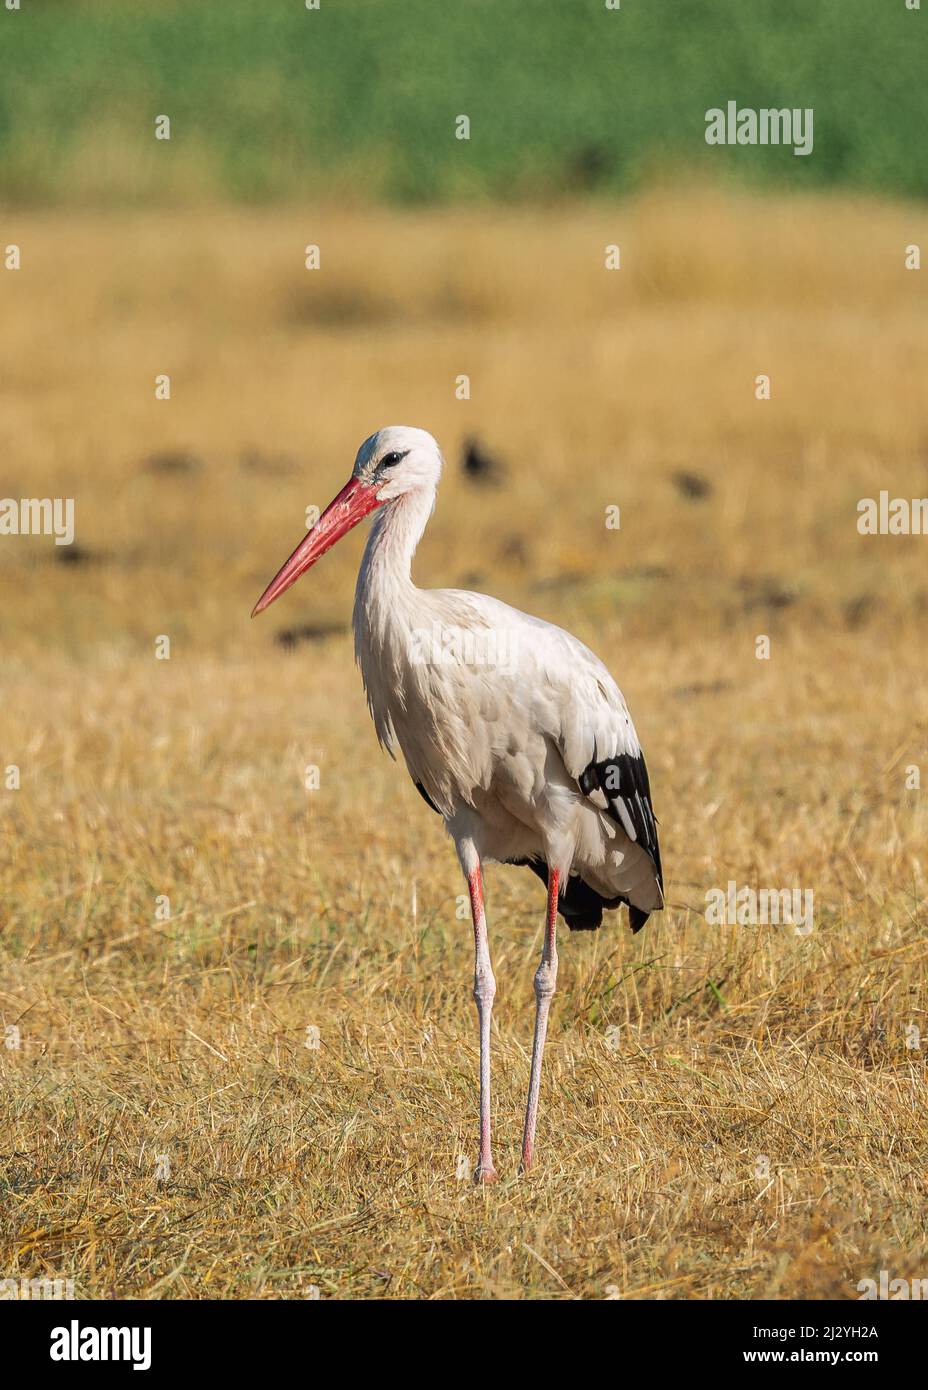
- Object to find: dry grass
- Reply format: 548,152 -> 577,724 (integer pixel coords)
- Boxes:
1,187 -> 927,1299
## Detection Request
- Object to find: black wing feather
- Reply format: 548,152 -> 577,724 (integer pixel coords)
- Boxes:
580,751 -> 663,891
414,780 -> 441,814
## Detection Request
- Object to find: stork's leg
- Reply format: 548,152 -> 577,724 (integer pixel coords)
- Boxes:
521,867 -> 560,1172
467,860 -> 498,1184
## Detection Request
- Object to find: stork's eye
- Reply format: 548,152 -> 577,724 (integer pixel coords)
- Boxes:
381,450 -> 408,468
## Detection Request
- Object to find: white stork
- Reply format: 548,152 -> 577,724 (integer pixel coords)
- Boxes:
253,427 -> 663,1181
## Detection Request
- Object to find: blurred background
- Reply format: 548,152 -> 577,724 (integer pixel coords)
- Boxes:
2,0 -> 927,1300
2,0 -> 926,656
4,0 -> 926,205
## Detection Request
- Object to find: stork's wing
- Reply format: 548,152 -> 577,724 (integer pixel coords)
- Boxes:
579,752 -> 663,890
515,607 -> 663,891
393,590 -> 662,891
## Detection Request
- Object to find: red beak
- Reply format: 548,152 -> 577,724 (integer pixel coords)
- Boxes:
251,477 -> 382,617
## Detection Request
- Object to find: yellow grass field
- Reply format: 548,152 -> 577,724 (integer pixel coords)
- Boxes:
1,188 -> 927,1299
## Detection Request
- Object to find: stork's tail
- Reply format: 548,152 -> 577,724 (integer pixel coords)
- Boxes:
508,858 -> 653,933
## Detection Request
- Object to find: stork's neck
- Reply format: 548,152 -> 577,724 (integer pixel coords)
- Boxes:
354,483 -> 436,640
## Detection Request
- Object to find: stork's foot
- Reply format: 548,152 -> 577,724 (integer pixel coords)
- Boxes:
473,1163 -> 498,1185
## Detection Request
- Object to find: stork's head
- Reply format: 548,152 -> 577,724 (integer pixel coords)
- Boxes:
352,425 -> 442,499
252,426 -> 442,616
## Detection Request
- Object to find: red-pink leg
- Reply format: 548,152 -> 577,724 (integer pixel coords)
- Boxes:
521,867 -> 560,1172
468,865 -> 498,1184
